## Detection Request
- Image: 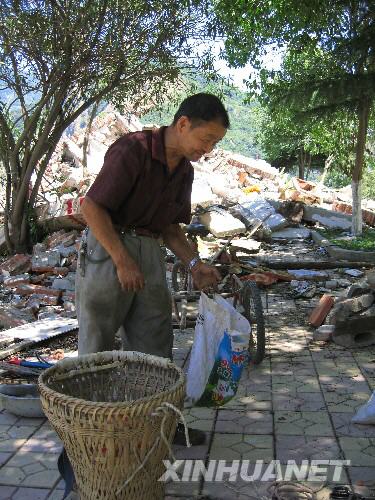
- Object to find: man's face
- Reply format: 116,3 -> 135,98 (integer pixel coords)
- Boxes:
176,116 -> 227,161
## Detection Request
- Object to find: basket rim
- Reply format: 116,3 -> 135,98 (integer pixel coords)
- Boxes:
38,350 -> 185,409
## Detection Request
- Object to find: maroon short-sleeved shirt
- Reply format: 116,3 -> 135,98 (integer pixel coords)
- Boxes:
86,127 -> 194,233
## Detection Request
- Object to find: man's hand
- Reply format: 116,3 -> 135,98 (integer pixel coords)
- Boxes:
116,260 -> 145,292
191,262 -> 221,291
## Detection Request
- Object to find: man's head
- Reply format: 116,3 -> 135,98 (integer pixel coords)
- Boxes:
172,93 -> 229,161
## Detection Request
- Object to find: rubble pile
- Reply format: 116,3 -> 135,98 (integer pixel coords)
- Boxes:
0,230 -> 80,330
311,270 -> 375,347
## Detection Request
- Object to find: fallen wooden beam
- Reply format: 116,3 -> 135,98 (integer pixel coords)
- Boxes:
250,258 -> 374,270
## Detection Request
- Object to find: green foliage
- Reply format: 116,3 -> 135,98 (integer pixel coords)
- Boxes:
141,75 -> 263,157
318,228 -> 375,252
362,163 -> 375,199
0,0 -> 214,251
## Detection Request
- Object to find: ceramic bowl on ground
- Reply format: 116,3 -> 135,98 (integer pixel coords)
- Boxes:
0,384 -> 45,418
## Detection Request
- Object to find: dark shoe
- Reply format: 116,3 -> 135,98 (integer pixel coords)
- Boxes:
57,448 -> 76,499
173,423 -> 205,446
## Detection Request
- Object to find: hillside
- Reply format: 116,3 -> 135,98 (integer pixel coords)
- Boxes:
140,83 -> 263,158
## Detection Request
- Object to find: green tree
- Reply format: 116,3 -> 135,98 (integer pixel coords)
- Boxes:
0,0 -> 210,252
215,0 -> 375,235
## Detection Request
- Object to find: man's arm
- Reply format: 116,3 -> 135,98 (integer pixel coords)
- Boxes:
162,224 -> 221,290
81,196 -> 144,291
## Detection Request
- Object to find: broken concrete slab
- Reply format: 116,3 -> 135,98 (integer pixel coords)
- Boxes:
303,205 -> 352,230
332,316 -> 375,347
314,324 -> 335,342
199,208 -> 246,237
271,227 -> 311,240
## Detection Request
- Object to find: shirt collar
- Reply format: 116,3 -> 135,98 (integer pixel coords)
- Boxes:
151,126 -> 168,165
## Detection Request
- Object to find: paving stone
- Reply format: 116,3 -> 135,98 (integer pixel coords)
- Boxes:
323,391 -> 370,413
12,487 -> 50,500
319,375 -> 371,395
314,360 -> 362,378
45,489 -> 65,500
172,431 -> 210,460
331,412 -> 375,437
0,486 -> 17,499
215,410 -> 273,434
183,407 -> 216,432
349,466 -> 375,497
271,361 -> 316,376
220,390 -> 272,411
0,451 -> 12,467
6,426 -> 36,440
0,411 -> 18,426
339,437 -> 375,466
276,435 -> 342,463
21,436 -> 62,453
0,438 -> 26,452
273,392 -> 326,411
272,375 -> 320,393
210,433 -> 274,461
275,411 -> 334,436
202,477 -> 274,500
165,479 -> 201,498
310,349 -> 355,362
15,417 -> 45,427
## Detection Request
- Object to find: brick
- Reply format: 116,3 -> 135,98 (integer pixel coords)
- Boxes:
28,293 -> 60,306
15,284 -> 62,298
309,294 -> 335,327
0,254 -> 31,275
313,324 -> 335,341
3,274 -> 30,288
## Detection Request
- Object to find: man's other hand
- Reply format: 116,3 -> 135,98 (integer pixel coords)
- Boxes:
116,260 -> 145,292
191,262 -> 221,291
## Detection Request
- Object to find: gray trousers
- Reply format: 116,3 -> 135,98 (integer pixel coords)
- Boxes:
76,229 -> 173,359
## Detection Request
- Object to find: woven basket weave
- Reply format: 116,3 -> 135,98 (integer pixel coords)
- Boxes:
38,350 -> 185,500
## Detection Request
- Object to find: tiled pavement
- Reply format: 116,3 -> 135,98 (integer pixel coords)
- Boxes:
1,286 -> 375,499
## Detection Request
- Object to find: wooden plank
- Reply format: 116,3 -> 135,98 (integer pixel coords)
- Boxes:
0,317 -> 78,360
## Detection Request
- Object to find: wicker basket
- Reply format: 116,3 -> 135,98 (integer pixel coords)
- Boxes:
38,351 -> 185,500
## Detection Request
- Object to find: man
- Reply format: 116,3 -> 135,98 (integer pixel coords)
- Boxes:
59,93 -> 229,497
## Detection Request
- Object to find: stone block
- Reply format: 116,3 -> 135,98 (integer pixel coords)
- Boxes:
32,249 -> 60,270
0,254 -> 31,275
199,208 -> 246,237
51,278 -> 75,291
343,294 -> 374,313
271,227 -> 311,240
314,324 -> 335,341
333,315 -> 375,347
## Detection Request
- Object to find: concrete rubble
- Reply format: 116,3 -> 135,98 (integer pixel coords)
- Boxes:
0,106 -> 374,337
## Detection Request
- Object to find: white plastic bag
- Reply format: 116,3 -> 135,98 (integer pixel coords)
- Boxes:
352,390 -> 375,424
186,293 -> 250,404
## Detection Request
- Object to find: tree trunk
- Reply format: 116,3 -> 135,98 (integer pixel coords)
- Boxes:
82,101 -> 99,176
298,148 -> 305,180
351,97 -> 371,236
319,154 -> 334,186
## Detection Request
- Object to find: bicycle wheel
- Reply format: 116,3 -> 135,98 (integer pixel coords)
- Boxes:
240,281 -> 266,364
171,261 -> 190,292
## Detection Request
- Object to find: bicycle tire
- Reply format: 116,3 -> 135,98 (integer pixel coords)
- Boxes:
241,281 -> 266,364
171,261 -> 189,292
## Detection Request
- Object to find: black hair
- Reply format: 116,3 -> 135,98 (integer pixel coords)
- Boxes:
173,93 -> 230,129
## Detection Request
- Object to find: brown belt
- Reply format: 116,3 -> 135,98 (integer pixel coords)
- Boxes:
115,225 -> 161,239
